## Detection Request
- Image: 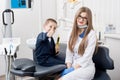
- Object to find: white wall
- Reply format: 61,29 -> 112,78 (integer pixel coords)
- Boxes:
0,0 -> 5,43
40,0 -> 57,27
105,37 -> 120,80
0,0 -> 6,76
83,0 -> 120,36
56,0 -> 120,42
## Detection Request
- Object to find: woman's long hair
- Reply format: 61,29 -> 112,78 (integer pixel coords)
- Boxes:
68,7 -> 94,55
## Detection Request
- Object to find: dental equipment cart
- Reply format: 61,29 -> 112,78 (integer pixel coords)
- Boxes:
0,38 -> 20,80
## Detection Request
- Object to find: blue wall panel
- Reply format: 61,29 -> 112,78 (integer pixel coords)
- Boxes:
11,0 -> 26,8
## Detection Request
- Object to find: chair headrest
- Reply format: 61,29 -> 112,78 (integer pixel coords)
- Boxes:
93,46 -> 114,70
59,43 -> 67,53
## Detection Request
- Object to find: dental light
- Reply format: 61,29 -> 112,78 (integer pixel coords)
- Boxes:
63,0 -> 82,9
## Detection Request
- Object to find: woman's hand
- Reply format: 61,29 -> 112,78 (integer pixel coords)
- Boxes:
73,64 -> 81,69
58,78 -> 62,80
66,62 -> 72,68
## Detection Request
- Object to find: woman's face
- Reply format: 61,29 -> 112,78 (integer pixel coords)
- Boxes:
77,12 -> 88,26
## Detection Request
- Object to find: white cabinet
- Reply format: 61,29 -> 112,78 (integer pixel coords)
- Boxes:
105,34 -> 120,80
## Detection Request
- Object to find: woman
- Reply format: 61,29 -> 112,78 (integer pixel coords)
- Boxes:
59,7 -> 97,80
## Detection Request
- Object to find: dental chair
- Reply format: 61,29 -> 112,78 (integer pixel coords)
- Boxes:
10,43 -> 67,80
10,43 -> 114,80
92,45 -> 114,80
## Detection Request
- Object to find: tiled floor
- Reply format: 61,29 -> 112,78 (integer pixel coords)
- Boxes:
0,75 -> 35,80
0,75 -> 57,80
0,75 -> 4,80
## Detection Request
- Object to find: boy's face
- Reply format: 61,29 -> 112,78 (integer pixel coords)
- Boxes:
44,21 -> 57,32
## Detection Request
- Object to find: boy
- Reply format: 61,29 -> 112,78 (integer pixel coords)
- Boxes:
34,18 -> 64,66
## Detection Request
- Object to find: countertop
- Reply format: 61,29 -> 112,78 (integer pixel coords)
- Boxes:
104,33 -> 120,40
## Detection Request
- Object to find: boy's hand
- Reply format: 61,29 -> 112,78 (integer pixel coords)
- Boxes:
55,44 -> 60,54
47,26 -> 55,37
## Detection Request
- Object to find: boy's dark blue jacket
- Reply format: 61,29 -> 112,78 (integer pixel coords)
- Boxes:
34,32 -> 56,65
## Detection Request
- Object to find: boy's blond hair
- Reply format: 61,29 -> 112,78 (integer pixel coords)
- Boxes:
44,18 -> 57,25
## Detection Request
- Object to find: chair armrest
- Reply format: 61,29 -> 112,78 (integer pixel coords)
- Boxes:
34,64 -> 66,77
12,58 -> 35,72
